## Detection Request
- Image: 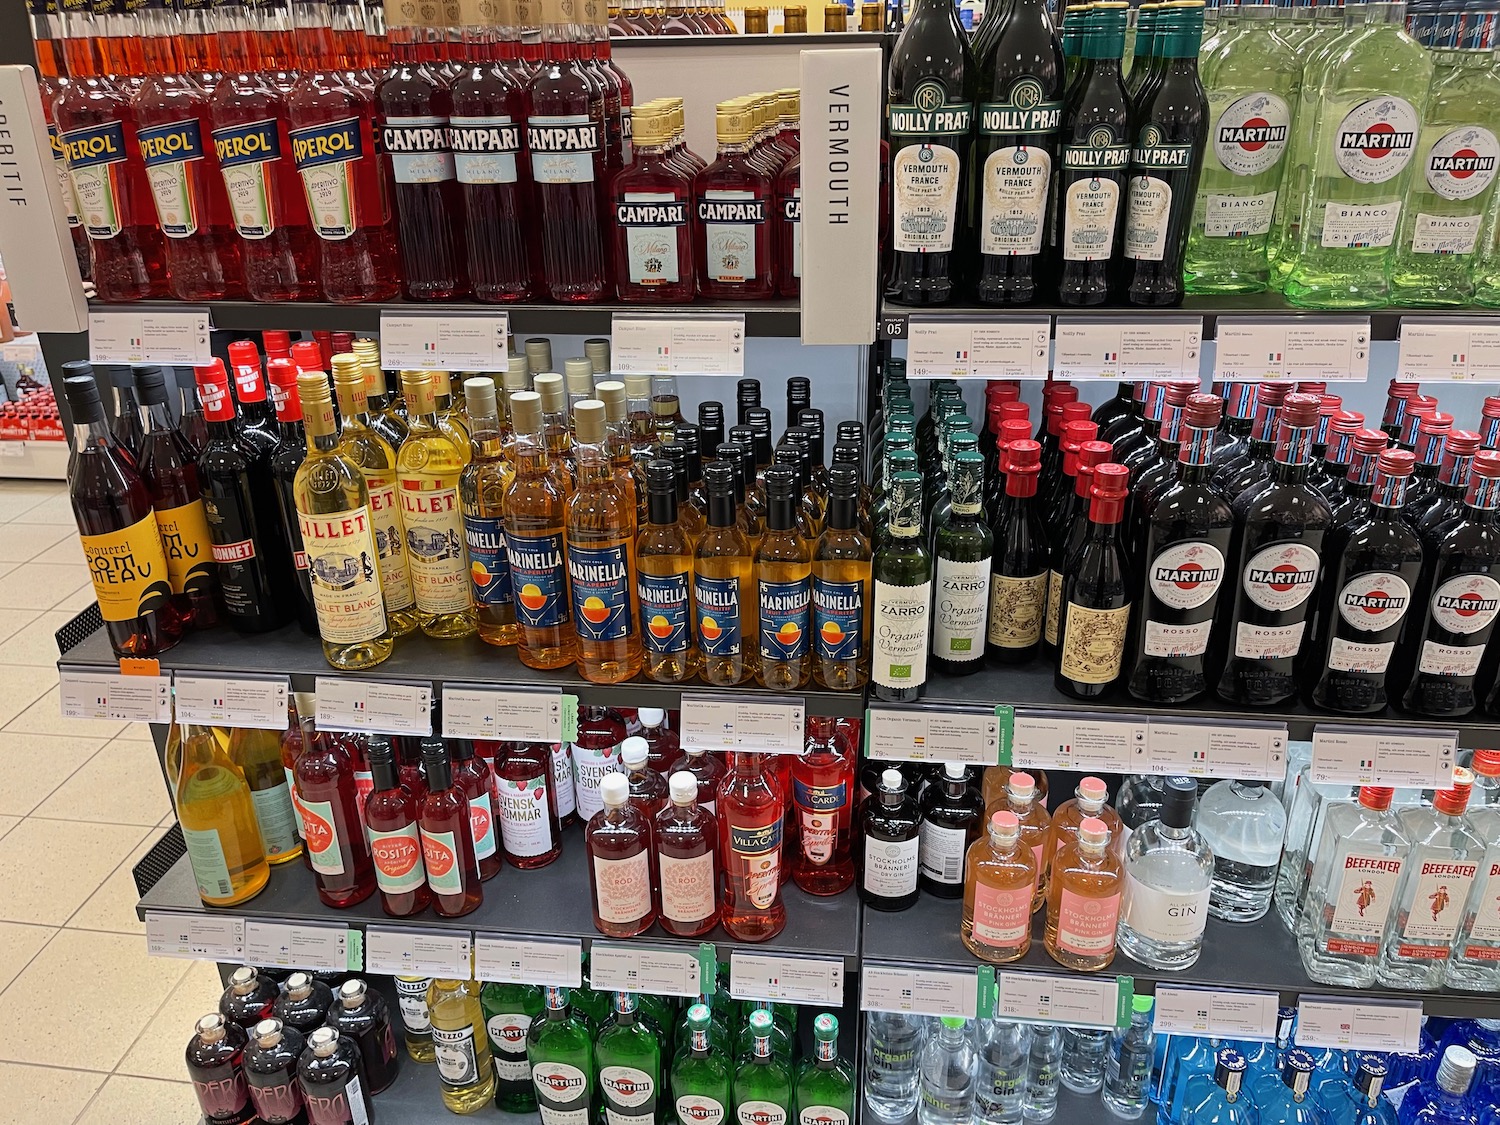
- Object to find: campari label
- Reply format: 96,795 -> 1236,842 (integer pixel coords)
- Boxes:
1334,97 -> 1420,184
1337,572 -> 1412,632
1149,541 -> 1225,611
1213,92 -> 1291,177
1242,542 -> 1320,612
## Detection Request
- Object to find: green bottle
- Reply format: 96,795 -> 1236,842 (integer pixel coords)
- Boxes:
527,986 -> 595,1125
732,1010 -> 793,1125
1126,3 -> 1160,96
733,1004 -> 796,1062
596,992 -> 662,1125
481,980 -> 544,1112
792,1015 -> 855,1125
637,992 -> 676,1060
873,448 -> 920,547
673,1004 -> 734,1125
871,470 -> 933,704
573,967 -> 612,1031
675,995 -> 732,1059
931,451 -> 994,677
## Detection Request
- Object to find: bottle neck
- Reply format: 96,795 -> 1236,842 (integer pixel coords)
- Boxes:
1271,422 -> 1314,483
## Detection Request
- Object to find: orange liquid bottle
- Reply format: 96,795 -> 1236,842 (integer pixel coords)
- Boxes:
962,810 -> 1038,963
1044,816 -> 1123,972
1002,771 -> 1052,912
1047,775 -> 1124,883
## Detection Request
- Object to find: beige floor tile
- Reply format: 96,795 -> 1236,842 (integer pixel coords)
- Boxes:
0,522 -> 72,564
65,834 -> 158,935
115,959 -> 224,1081
34,738 -> 169,827
74,1075 -> 199,1125
0,818 -> 149,925
0,1062 -> 105,1125
5,687 -> 129,740
9,495 -> 80,526
50,584 -> 98,615
0,613 -> 81,667
0,608 -> 42,646
0,922 -> 55,993
0,732 -> 106,815
0,816 -> 16,840
0,929 -> 189,1069
31,535 -> 85,567
0,490 -> 55,525
0,563 -> 91,611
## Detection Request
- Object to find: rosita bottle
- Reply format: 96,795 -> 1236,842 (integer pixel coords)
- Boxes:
612,104 -> 694,301
695,98 -> 775,299
293,715 -> 377,909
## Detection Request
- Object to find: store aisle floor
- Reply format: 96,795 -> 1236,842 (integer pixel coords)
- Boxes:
0,480 -> 207,1124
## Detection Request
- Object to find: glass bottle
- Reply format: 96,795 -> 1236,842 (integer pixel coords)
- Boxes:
481,979 -> 543,1113
872,470 -> 932,701
621,736 -> 667,822
418,741 -> 484,918
963,810 -> 1039,963
265,350 -> 319,637
1102,996 -> 1156,1119
326,979 -> 398,1095
176,720 -> 270,907
997,771 -> 1052,911
636,459 -> 700,682
613,105 -> 694,300
788,716 -> 856,896
273,973 -> 333,1039
220,966 -> 278,1034
446,738 -> 501,882
1184,1049 -> 1255,1125
695,461 -> 757,686
933,450 -> 992,675
1045,816 -> 1123,971
669,746 -> 726,818
429,978 -> 498,1113
293,718 -> 376,909
919,762 -> 983,899
859,767 -> 921,912
244,1017 -> 305,1125
917,1017 -> 977,1125
655,771 -> 720,936
796,1014 -> 855,1125
528,987 -> 596,1125
186,1013 -> 255,1125
1196,778 -> 1286,922
987,439 -> 1049,664
1116,776 -> 1214,969
295,1028 -> 370,1121
720,751 -> 787,941
635,708 -> 677,773
585,772 -> 656,937
494,739 -> 563,868
695,99 -> 775,298
1055,461 -> 1132,699
505,389 -> 578,669
596,992 -> 662,1125
674,1004 -> 732,1125
757,466 -> 814,689
352,339 -> 409,455
811,464 -> 872,691
226,726 -> 302,868
573,704 -> 626,823
736,1010 -> 794,1125
395,977 -> 435,1063
363,735 -> 431,917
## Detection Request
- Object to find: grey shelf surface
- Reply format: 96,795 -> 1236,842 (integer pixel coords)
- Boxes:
357,1043 -> 541,1125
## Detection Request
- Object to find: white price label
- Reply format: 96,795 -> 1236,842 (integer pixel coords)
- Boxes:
730,952 -> 845,1007
243,921 -> 356,972
589,943 -> 703,997
1310,725 -> 1455,789
860,965 -> 978,1018
59,668 -> 171,723
145,911 -> 246,961
1010,712 -> 1147,772
679,694 -> 805,754
474,936 -> 583,987
442,685 -> 563,743
1213,318 -> 1371,383
365,927 -> 473,979
315,677 -> 432,736
1054,318 -> 1203,381
173,674 -> 290,730
612,315 -> 746,376
1153,987 -> 1280,1041
996,972 -> 1122,1029
905,318 -> 1052,381
1294,998 -> 1423,1053
1398,319 -> 1500,383
866,708 -> 1000,764
89,307 -> 213,366
1145,721 -> 1287,781
378,311 -> 510,372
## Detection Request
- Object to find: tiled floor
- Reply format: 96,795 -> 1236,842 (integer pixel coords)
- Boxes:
0,481 -> 208,1124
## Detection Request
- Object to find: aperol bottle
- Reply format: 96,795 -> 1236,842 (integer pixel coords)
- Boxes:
31,0 -> 91,281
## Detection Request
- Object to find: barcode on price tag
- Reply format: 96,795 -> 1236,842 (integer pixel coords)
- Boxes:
244,921 -> 358,972
474,936 -> 583,987
1295,998 -> 1422,1053
174,674 -> 290,730
860,965 -> 978,1018
365,927 -> 473,979
442,684 -> 563,743
1145,720 -> 1286,781
59,668 -> 172,723
1310,725 -> 1455,788
996,972 -> 1129,1028
905,317 -> 1052,381
590,943 -> 703,997
679,694 -> 805,753
1153,987 -> 1279,1040
730,952 -> 845,1006
1010,712 -> 1148,772
145,912 -> 246,961
865,708 -> 1001,764
315,677 -> 432,736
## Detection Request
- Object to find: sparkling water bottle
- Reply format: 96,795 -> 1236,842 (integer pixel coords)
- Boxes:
1023,1025 -> 1062,1123
918,1017 -> 977,1125
974,1019 -> 1031,1125
865,1010 -> 927,1121
1104,996 -> 1157,1119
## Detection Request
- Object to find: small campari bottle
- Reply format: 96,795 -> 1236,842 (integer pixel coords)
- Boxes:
695,97 -> 774,298
612,103 -> 694,301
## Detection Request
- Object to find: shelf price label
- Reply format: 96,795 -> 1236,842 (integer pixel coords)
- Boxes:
243,920 -> 359,972
89,307 -> 213,366
1007,711 -> 1148,773
679,694 -> 805,754
1295,998 -> 1423,1053
730,952 -> 845,1007
474,936 -> 583,987
1398,319 -> 1500,382
1213,317 -> 1371,383
442,684 -> 564,744
905,317 -> 1052,381
612,314 -> 746,376
379,310 -> 510,372
1054,317 -> 1203,381
145,911 -> 246,961
1145,720 -> 1287,781
860,964 -> 980,1018
59,668 -> 172,723
590,943 -> 703,997
365,927 -> 473,979
1153,987 -> 1280,1041
1310,725 -> 1456,789
173,674 -> 290,730
315,677 -> 433,737
865,707 -> 1001,764
996,972 -> 1131,1029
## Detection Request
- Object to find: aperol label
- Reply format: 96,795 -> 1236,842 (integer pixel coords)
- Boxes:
369,822 -> 426,894
506,531 -> 569,629
812,577 -> 862,662
638,570 -> 692,654
758,577 -> 810,662
567,543 -> 634,642
81,512 -> 174,624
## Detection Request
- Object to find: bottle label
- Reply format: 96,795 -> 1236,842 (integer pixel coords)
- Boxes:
592,849 -> 652,923
678,1095 -> 728,1125
1143,619 -> 1212,659
368,481 -> 415,612
1234,621 -> 1306,661
700,189 -> 765,284
568,542 -> 635,643
400,484 -> 471,616
451,114 -> 521,184
1328,637 -> 1396,674
794,777 -> 846,865
600,1066 -> 655,1119
1123,174 -> 1172,261
248,781 -> 300,860
1061,165 -> 1124,261
433,1023 -> 480,1086
299,797 -> 346,876
154,499 -> 215,596
891,140 -> 962,253
182,824 -> 235,900
379,115 -> 455,183
1203,191 -> 1278,238
1121,873 -> 1209,943
306,1073 -> 368,1125
786,186 -> 802,279
193,1066 -> 250,1121
507,530 -> 570,629
659,848 -> 716,923
396,977 -> 433,1031
298,506 -> 388,645
863,834 -> 919,899
1410,212 -> 1483,256
289,116 -> 365,240
528,114 -> 598,184
534,1061 -> 591,1116
917,820 -> 967,885
760,576 -> 811,662
1430,573 -> 1500,634
497,772 -> 555,858
812,576 -> 863,663
694,573 -> 744,657
369,822 -> 426,895
572,741 -> 623,821
1326,852 -> 1404,952
933,558 -> 988,663
420,827 -> 464,896
1058,603 -> 1130,685
1464,856 -> 1500,947
1212,92 -> 1290,177
1320,201 -> 1401,249
1336,572 -> 1411,633
553,743 -> 577,820
1397,859 -> 1477,955
738,1102 -> 788,1125
619,190 -> 686,286
972,878 -> 1031,945
1044,569 -> 1063,646
80,511 -> 173,624
1242,542 -> 1320,612
729,819 -> 782,908
47,123 -> 81,228
1057,887 -> 1121,956
61,119 -> 129,239
467,787 -> 498,860
1333,97 -> 1420,184
485,1012 -> 534,1081
249,1072 -> 304,1124
639,569 -> 693,654
284,766 -> 306,836
979,145 -> 1050,257
137,118 -> 205,238
986,571 -> 1045,650
1149,542 -> 1225,610
1419,639 -> 1486,677
1423,126 -> 1499,200
212,118 -> 283,238
872,578 -> 931,688
979,83 -> 1061,136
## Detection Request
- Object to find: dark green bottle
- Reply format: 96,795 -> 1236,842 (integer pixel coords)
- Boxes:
872,471 -> 933,702
595,992 -> 661,1125
885,0 -> 977,305
527,987 -> 595,1125
932,451 -> 994,676
1061,4 -> 1089,90
1052,2 -> 1133,306
481,981 -> 544,1112
1125,4 -> 1160,98
1119,2 -> 1208,306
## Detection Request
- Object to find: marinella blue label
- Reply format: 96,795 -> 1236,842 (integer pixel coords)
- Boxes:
505,531 -> 568,629
568,542 -> 633,642
638,570 -> 692,654
759,576 -> 810,661
812,577 -> 863,662
693,573 -> 742,657
465,515 -> 514,609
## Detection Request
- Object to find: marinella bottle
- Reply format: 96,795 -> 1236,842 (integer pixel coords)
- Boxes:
504,390 -> 577,669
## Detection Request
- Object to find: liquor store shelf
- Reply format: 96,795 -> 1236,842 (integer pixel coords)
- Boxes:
345,1036 -> 542,1125
59,621 -> 868,717
869,1085 -> 1153,1125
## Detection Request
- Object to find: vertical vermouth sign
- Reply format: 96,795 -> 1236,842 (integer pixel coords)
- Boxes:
799,48 -> 881,345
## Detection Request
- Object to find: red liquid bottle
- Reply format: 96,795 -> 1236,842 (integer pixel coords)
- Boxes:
208,0 -> 323,301
585,772 -> 656,937
790,715 -> 856,895
695,100 -> 774,299
31,0 -> 91,281
450,0 -> 535,302
377,0 -> 469,299
286,0 -> 401,302
186,1014 -> 257,1125
61,365 -> 183,657
774,149 -> 799,297
612,105 -> 695,302
718,750 -> 787,941
654,770 -> 720,937
293,717 -> 377,909
345,732 -> 375,839
581,0 -> 628,183
668,745 -> 724,817
493,740 -> 563,869
451,738 -> 505,881
280,698 -> 312,870
621,737 -> 667,822
418,741 -> 485,917
54,0 -> 168,300
636,707 -> 678,772
526,0 -> 609,302
364,736 -> 432,918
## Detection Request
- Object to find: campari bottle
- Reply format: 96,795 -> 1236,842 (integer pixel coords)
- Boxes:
775,149 -> 800,297
613,105 -> 694,301
696,99 -> 775,299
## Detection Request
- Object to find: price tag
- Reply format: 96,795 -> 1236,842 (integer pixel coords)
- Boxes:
89,307 -> 213,366
860,965 -> 978,1018
1054,317 -> 1203,381
589,943 -> 702,997
145,911 -> 246,961
378,311 -> 510,372
1213,318 -> 1371,383
442,685 -> 563,743
1310,725 -> 1456,788
865,708 -> 1001,764
173,674 -> 290,730
1145,720 -> 1287,781
679,694 -> 805,754
1294,998 -> 1423,1053
365,927 -> 473,978
315,677 -> 433,736
474,936 -> 583,986
905,318 -> 1052,381
1010,712 -> 1147,772
244,920 -> 357,972
612,315 -> 746,376
1153,987 -> 1280,1041
1398,319 -> 1500,382
730,952 -> 845,1007
996,972 -> 1127,1029
59,668 -> 172,723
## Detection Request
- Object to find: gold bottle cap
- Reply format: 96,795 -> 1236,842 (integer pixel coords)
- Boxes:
298,371 -> 338,437
330,353 -> 367,416
778,87 -> 800,121
784,2 -> 806,29
624,373 -> 652,398
573,399 -> 606,443
384,0 -> 419,29
824,4 -> 846,26
716,99 -> 754,144
744,5 -> 768,31
400,370 -> 437,415
860,1 -> 880,29
503,356 -> 530,393
596,380 -> 627,423
584,337 -> 610,374
465,376 -> 499,419
564,357 -> 595,395
632,107 -> 673,147
510,389 -> 543,433
533,371 -> 567,413
352,342 -> 386,400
